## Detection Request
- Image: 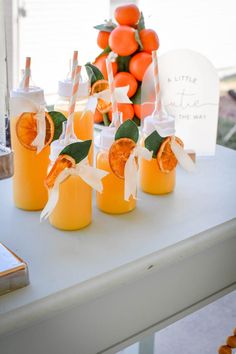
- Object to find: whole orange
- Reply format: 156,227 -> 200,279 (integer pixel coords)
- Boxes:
109,26 -> 138,56
114,4 -> 140,26
133,102 -> 155,120
93,54 -> 118,80
108,103 -> 134,122
97,31 -> 110,49
140,29 -> 159,53
93,109 -> 103,124
114,72 -> 138,98
129,52 -> 152,81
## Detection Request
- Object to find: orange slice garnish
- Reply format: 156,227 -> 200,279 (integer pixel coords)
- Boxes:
16,112 -> 54,151
157,136 -> 184,173
91,79 -> 112,114
45,154 -> 76,189
109,138 -> 136,179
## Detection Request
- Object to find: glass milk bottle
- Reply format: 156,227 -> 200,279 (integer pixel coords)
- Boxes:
96,127 -> 136,214
10,87 -> 50,210
54,69 -> 94,164
140,115 -> 176,195
48,138 -> 92,231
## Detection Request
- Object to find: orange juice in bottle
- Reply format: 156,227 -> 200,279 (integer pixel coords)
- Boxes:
46,138 -> 92,230
54,68 -> 94,164
41,131 -> 108,230
10,86 -> 52,210
140,115 -> 176,195
96,125 -> 137,214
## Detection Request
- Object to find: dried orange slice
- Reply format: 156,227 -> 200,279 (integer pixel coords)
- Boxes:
109,138 -> 136,179
157,136 -> 184,173
16,111 -> 54,150
45,154 -> 76,189
91,79 -> 112,114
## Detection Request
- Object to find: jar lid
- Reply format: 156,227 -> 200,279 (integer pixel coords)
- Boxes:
49,138 -> 77,162
143,114 -> 175,137
10,86 -> 45,105
58,78 -> 90,98
98,127 -> 116,151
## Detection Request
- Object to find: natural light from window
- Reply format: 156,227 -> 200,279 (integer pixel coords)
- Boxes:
12,0 -> 236,98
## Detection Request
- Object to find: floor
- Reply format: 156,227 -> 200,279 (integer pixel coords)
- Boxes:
119,290 -> 236,353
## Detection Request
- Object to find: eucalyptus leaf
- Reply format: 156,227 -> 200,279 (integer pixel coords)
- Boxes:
48,111 -> 67,141
117,55 -> 131,72
131,85 -> 141,104
137,12 -> 145,31
144,130 -> 165,158
135,30 -> 143,50
115,119 -> 139,143
85,63 -> 104,86
60,140 -> 92,164
94,23 -> 116,32
133,115 -> 141,127
96,46 -> 111,60
103,113 -> 110,126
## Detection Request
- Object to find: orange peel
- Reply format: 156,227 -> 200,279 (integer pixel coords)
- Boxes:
91,80 -> 111,114
108,138 -> 136,179
45,154 -> 76,189
16,111 -> 54,151
157,136 -> 184,173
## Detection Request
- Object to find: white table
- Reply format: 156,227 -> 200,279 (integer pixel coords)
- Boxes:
0,145 -> 236,354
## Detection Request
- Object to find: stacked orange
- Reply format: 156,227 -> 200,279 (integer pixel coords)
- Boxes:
91,4 -> 159,125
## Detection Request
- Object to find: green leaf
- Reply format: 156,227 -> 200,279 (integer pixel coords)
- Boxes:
133,115 -> 141,127
94,22 -> 116,32
103,113 -> 110,126
115,119 -> 139,143
144,131 -> 165,158
137,12 -> 145,31
117,55 -> 131,72
135,30 -> 143,50
131,85 -> 141,104
48,111 -> 67,141
85,63 -> 104,86
96,46 -> 111,60
60,140 -> 92,164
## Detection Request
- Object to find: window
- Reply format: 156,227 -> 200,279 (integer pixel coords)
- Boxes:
5,0 -> 236,99
8,0 -> 111,95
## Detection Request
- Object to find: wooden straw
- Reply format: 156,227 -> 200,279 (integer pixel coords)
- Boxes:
23,57 -> 31,89
106,52 -> 119,128
65,65 -> 81,143
152,50 -> 162,119
71,51 -> 78,80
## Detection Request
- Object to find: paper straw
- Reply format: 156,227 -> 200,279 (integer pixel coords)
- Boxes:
71,50 -> 78,80
152,50 -> 162,119
65,65 -> 81,143
23,57 -> 31,89
106,52 -> 119,128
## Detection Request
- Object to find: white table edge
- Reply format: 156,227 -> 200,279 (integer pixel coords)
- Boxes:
0,216 -> 235,339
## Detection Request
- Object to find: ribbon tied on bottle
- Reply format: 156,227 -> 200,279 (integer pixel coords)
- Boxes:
170,136 -> 196,172
31,104 -> 46,153
82,85 -> 132,119
124,146 -> 152,201
10,96 -> 47,154
40,158 -> 108,221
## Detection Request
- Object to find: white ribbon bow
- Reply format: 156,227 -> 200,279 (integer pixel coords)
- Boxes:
40,158 -> 108,221
124,146 -> 152,201
83,86 -> 132,118
31,105 -> 46,154
170,137 -> 196,172
10,96 -> 46,154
